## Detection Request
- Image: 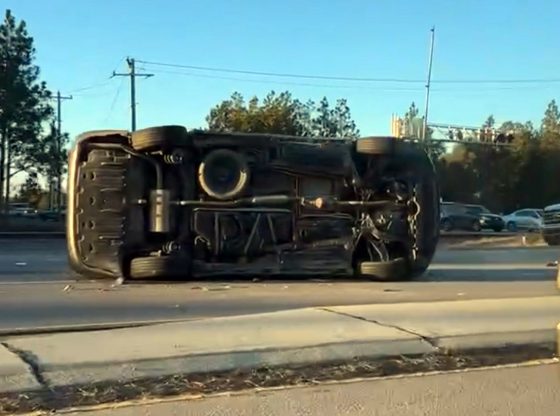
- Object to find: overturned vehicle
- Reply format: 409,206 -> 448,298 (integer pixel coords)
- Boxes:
67,126 -> 440,281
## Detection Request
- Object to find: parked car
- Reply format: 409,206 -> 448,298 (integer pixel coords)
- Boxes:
542,203 -> 560,245
8,203 -> 37,217
66,127 -> 441,282
464,204 -> 505,232
501,209 -> 543,232
440,202 -> 482,232
37,210 -> 64,222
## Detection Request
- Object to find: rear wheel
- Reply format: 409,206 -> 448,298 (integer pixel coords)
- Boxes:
357,258 -> 408,281
129,255 -> 189,280
130,125 -> 189,152
472,221 -> 482,232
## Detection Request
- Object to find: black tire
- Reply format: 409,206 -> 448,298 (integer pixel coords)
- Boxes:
472,221 -> 482,232
130,125 -> 189,152
356,137 -> 396,155
357,258 -> 408,281
441,219 -> 453,232
544,236 -> 560,246
394,143 -> 439,278
492,226 -> 504,232
129,255 -> 188,279
507,221 -> 517,232
198,149 -> 249,200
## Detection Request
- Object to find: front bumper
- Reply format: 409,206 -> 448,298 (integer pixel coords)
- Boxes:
479,217 -> 504,229
542,226 -> 560,237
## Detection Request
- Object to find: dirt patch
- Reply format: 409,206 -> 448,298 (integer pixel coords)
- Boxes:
0,343 -> 555,415
440,234 -> 545,250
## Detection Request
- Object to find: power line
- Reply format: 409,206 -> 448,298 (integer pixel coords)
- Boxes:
68,81 -> 113,94
137,58 -> 560,85
137,59 -> 424,83
105,77 -> 125,123
146,68 -> 425,91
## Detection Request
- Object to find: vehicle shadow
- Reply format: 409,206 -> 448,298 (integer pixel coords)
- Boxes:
87,267 -> 557,285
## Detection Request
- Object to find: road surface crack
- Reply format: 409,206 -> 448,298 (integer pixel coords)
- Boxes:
1,342 -> 48,388
318,307 -> 439,350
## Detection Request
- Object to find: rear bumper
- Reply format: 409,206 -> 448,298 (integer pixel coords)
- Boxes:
66,130 -> 129,279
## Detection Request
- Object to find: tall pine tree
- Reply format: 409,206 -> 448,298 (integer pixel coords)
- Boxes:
0,9 -> 52,211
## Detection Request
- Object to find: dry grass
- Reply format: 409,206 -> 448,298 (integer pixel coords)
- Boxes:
0,344 -> 554,415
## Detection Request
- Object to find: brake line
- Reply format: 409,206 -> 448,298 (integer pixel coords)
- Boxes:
86,143 -> 163,188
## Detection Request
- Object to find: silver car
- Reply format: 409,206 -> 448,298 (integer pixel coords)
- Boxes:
501,209 -> 543,232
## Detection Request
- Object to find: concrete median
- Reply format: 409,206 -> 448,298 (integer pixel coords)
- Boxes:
0,296 -> 558,395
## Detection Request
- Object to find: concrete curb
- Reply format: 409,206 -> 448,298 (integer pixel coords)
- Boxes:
0,296 -> 558,394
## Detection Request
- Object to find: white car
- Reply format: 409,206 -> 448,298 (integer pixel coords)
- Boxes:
502,209 -> 543,232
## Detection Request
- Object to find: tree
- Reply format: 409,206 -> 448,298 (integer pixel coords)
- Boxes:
405,102 -> 419,120
13,170 -> 44,208
541,99 -> 560,134
483,115 -> 495,128
32,121 -> 69,207
206,91 -> 360,138
0,9 -> 53,212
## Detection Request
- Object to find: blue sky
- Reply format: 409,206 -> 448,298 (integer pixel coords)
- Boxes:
4,0 -> 560,140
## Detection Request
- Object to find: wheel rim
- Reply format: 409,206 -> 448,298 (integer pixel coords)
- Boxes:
507,222 -> 516,231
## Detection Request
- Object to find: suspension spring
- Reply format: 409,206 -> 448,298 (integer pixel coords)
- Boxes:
162,241 -> 180,254
163,150 -> 184,165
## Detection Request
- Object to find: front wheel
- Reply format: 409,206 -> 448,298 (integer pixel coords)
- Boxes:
507,221 -> 517,232
356,258 -> 408,281
441,219 -> 453,232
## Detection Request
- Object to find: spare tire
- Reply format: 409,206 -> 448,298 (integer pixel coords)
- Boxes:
198,149 -> 249,200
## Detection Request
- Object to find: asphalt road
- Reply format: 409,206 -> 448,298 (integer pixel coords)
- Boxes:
67,362 -> 560,416
0,239 -> 558,334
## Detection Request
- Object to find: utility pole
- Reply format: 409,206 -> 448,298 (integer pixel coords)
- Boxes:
112,57 -> 153,131
422,26 -> 435,141
51,91 -> 72,211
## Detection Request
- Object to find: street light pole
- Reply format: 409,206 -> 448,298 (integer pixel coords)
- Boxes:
423,26 -> 435,141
